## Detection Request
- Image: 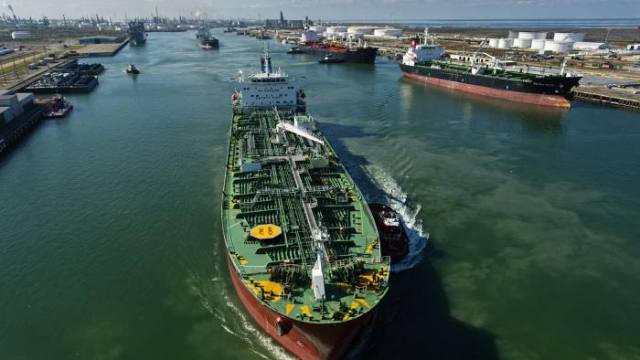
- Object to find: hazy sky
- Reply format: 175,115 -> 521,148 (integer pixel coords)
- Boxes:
6,0 -> 640,21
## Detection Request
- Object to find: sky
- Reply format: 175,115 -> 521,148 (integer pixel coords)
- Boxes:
5,0 -> 640,21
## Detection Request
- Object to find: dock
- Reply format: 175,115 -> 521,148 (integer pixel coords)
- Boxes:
75,39 -> 130,57
574,85 -> 640,111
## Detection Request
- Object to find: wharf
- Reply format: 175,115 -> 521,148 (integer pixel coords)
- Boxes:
75,39 -> 129,57
3,59 -> 76,93
0,103 -> 47,157
574,85 -> 640,111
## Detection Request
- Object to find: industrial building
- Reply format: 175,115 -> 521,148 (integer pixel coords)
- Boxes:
265,11 -> 310,29
0,92 -> 36,131
10,31 -> 31,40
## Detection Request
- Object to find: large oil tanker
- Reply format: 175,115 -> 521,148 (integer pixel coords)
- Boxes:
224,51 -> 390,359
295,31 -> 377,64
400,31 -> 581,108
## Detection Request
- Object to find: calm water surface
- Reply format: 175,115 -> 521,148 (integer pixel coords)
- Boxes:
1,31 -> 639,360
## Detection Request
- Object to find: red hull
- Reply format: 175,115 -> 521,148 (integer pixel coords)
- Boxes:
227,258 -> 371,360
404,72 -> 572,108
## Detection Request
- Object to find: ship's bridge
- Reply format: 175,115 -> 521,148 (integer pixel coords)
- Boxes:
236,52 -> 303,111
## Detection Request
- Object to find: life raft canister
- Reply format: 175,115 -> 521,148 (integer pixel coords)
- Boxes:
275,316 -> 291,336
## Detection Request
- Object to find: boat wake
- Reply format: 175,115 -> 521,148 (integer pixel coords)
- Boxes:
204,254 -> 294,360
362,164 -> 429,272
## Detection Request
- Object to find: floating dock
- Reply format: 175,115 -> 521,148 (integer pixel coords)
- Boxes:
574,85 -> 640,111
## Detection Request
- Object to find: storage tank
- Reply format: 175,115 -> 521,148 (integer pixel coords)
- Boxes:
373,28 -> 402,37
347,26 -> 374,35
326,26 -> 347,34
309,25 -> 325,33
508,30 -> 519,39
488,38 -> 500,48
572,42 -> 608,51
518,31 -> 547,40
513,38 -> 532,49
553,32 -> 585,42
347,33 -> 364,41
544,41 -> 574,53
300,31 -> 319,43
11,31 -> 31,40
531,38 -> 546,50
497,38 -> 513,49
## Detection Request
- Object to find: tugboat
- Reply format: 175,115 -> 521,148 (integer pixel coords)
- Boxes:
368,204 -> 409,264
126,64 -> 140,75
287,46 -> 304,54
43,95 -> 73,119
318,53 -> 345,64
200,36 -> 219,49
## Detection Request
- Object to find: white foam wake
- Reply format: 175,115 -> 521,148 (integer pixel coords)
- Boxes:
362,164 -> 429,272
208,256 -> 294,360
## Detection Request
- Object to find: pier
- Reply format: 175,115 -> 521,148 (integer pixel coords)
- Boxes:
574,85 -> 640,111
75,39 -> 130,57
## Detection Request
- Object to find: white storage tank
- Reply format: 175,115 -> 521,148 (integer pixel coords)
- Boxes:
531,38 -> 546,50
544,41 -> 574,53
373,28 -> 402,37
309,25 -> 325,33
513,38 -> 532,49
497,38 -> 513,49
347,26 -> 374,35
488,38 -> 500,48
301,31 -> 319,43
518,31 -> 547,40
326,26 -> 347,34
11,31 -> 31,40
508,31 -> 519,39
572,42 -> 608,51
553,32 -> 585,42
347,33 -> 364,41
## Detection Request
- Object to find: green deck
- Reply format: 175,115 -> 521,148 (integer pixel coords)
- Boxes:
222,109 -> 389,324
418,60 -> 560,82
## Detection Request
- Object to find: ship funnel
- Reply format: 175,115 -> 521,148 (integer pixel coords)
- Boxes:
261,46 -> 273,74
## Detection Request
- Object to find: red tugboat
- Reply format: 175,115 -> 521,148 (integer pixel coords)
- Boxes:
43,95 -> 73,119
368,204 -> 409,264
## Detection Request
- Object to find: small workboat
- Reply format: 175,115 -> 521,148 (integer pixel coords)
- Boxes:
43,95 -> 73,119
126,64 -> 140,74
318,54 -> 344,64
287,46 -> 304,54
369,203 -> 409,264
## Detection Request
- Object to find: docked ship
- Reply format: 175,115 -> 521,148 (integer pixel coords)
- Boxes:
128,21 -> 147,46
195,26 -> 209,39
400,30 -> 582,108
224,51 -> 390,359
295,31 -> 377,64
